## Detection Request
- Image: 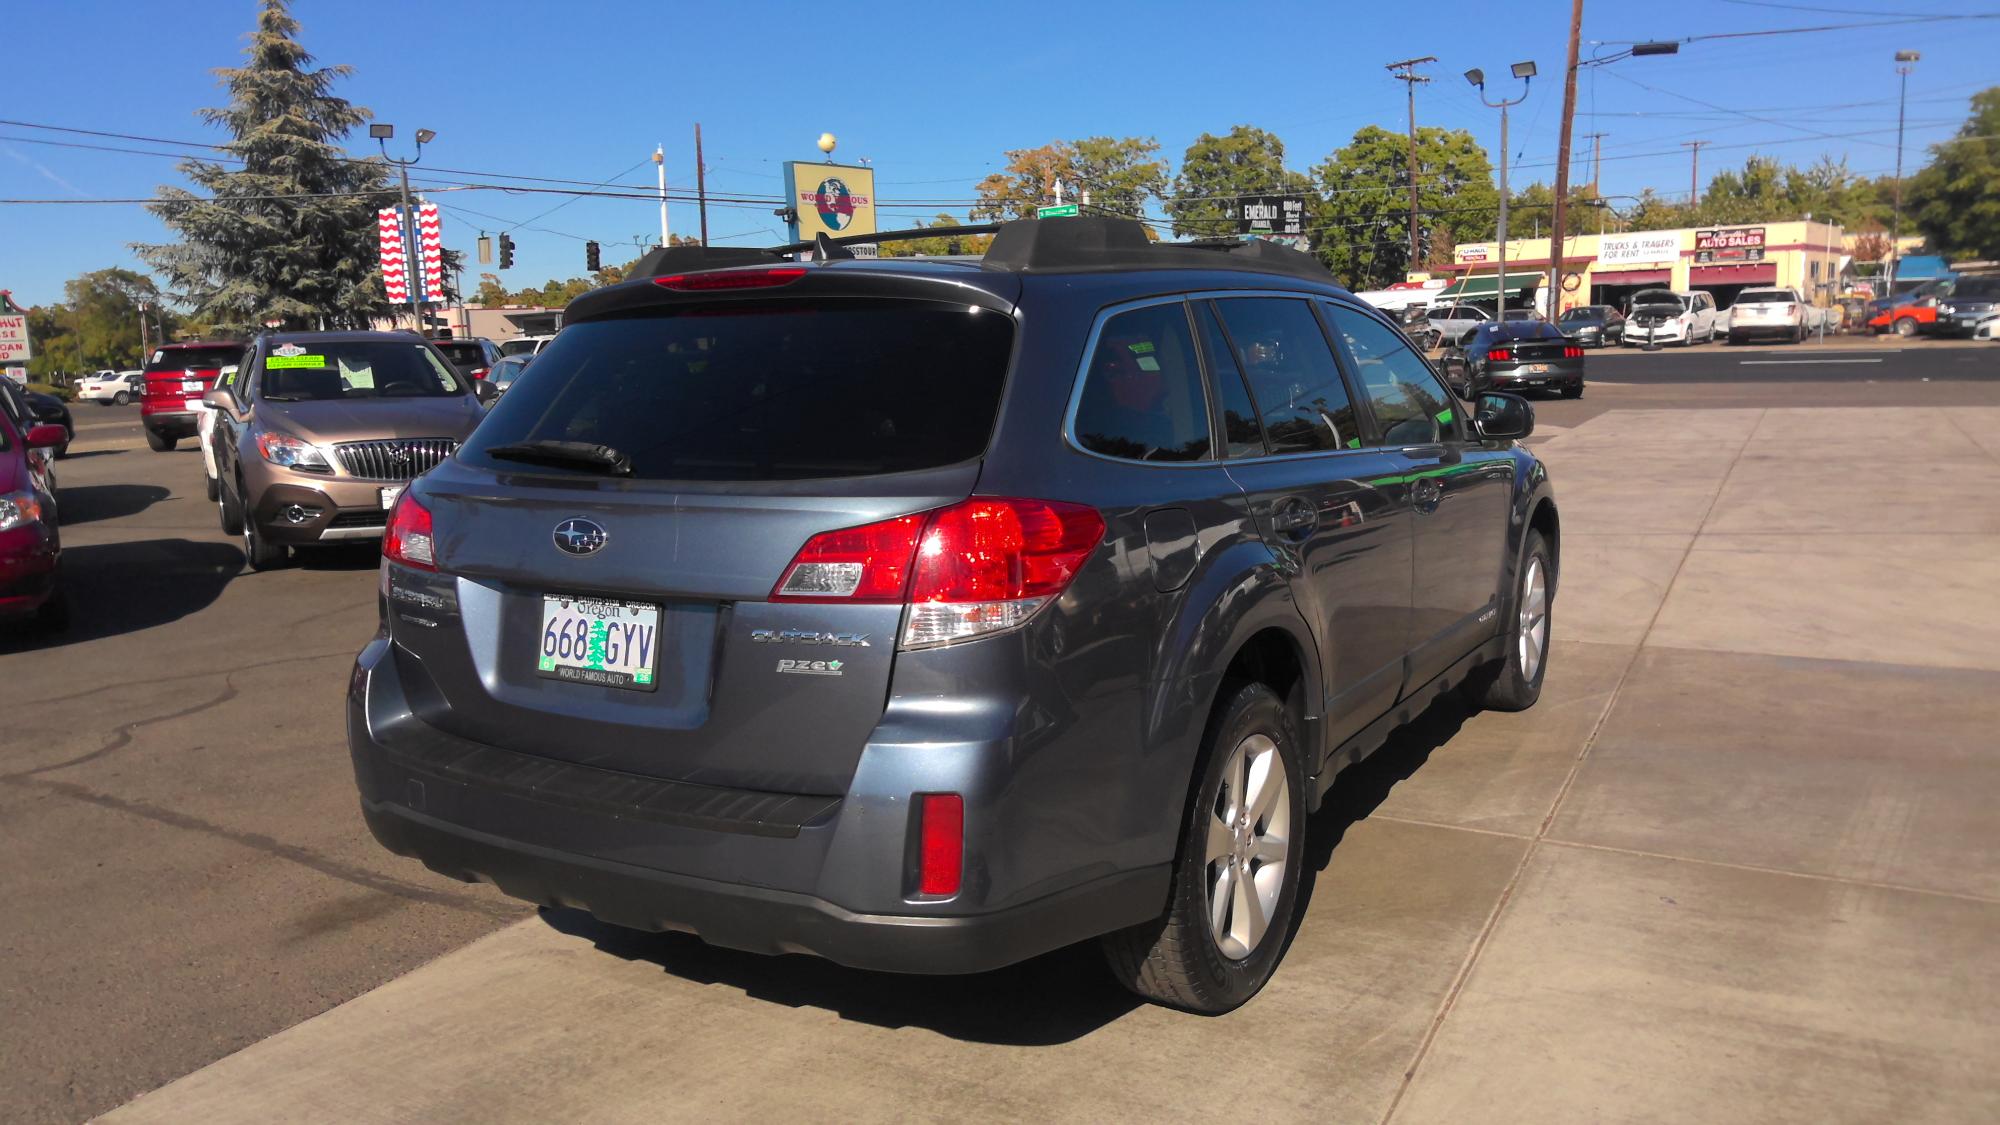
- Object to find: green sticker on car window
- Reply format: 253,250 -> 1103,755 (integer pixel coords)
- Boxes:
266,354 -> 326,369
1126,341 -> 1156,355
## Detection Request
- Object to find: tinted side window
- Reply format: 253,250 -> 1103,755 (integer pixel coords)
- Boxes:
1196,304 -> 1268,459
1323,303 -> 1458,447
1073,303 -> 1211,463
1214,297 -> 1359,455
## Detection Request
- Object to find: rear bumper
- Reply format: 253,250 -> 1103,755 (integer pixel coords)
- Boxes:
347,636 -> 1170,974
0,526 -> 59,617
142,411 -> 198,438
1488,362 -> 1582,389
1728,322 -> 1800,340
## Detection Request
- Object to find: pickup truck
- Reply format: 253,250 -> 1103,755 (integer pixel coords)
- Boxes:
1867,278 -> 1954,337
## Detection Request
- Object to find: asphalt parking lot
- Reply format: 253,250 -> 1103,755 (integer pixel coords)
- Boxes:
6,341 -> 1998,1122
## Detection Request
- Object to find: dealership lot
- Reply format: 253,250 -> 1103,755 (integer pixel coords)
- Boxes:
5,347 -> 1998,1123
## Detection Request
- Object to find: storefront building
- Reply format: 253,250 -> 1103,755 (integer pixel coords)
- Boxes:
1437,220 -> 1848,316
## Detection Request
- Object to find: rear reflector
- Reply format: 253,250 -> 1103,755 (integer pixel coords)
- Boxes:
917,794 -> 964,896
383,491 -> 436,571
652,267 -> 807,292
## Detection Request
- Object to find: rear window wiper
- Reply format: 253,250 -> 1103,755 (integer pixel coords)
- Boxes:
484,439 -> 633,477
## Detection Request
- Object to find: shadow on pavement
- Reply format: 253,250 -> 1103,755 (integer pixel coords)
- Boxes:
541,907 -> 1142,1044
0,539 -> 241,653
57,449 -> 125,461
57,484 -> 173,524
295,543 -> 386,571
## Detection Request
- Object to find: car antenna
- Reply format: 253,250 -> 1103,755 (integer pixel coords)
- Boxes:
813,233 -> 854,262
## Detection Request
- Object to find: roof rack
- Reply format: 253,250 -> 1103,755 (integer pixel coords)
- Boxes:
635,217 -> 1336,285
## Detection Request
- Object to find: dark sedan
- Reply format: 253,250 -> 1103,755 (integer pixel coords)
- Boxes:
1557,304 -> 1625,347
1445,321 -> 1585,399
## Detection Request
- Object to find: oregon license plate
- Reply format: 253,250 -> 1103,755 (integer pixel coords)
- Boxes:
537,596 -> 660,690
1523,363 -> 1548,374
182,379 -> 204,393
379,486 -> 402,510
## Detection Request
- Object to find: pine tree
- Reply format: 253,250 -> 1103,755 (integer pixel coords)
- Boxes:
138,0 -> 392,331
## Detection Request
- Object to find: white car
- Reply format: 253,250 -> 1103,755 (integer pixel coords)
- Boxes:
497,334 -> 555,359
77,370 -> 144,404
1726,287 -> 1821,344
1624,289 -> 1718,347
194,363 -> 242,501
1424,304 -> 1491,347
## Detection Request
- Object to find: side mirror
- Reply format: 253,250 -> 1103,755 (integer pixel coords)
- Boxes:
1473,392 -> 1534,442
201,389 -> 233,410
24,423 -> 68,450
472,380 -> 499,406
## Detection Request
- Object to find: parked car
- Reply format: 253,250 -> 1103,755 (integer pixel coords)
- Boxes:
19,389 -> 72,459
1446,321 -> 1586,399
209,331 -> 494,570
1624,289 -> 1718,346
0,378 -> 66,630
1556,304 -> 1624,347
485,353 -> 532,398
349,217 -> 1559,1014
1937,275 -> 2000,337
497,334 -> 556,359
196,361 -> 246,502
1425,303 -> 1490,346
1867,277 -> 1953,337
431,336 -> 503,381
1727,287 -> 1816,344
142,342 -> 246,452
78,370 -> 144,405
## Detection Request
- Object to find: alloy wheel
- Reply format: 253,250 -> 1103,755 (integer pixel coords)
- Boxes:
1519,556 -> 1549,682
1204,732 -> 1292,960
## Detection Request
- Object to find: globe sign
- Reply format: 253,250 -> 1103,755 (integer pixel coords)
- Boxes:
812,177 -> 857,231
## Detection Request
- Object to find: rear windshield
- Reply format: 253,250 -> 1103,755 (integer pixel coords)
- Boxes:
498,339 -> 541,357
258,341 -> 465,400
1738,290 -> 1793,303
1477,322 -> 1563,343
433,341 -> 487,366
461,300 -> 1015,482
147,345 -> 243,371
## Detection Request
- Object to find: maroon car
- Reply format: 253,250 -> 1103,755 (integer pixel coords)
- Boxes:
0,381 -> 67,628
143,341 -> 245,452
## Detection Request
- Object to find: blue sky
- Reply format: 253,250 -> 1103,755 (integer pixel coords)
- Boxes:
4,0 -> 1995,307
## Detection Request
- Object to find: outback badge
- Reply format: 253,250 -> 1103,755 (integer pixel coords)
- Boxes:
751,628 -> 870,647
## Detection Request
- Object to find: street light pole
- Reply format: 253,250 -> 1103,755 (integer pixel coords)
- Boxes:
654,145 -> 669,248
1889,50 -> 1919,297
373,124 -> 436,332
1469,63 -> 1536,319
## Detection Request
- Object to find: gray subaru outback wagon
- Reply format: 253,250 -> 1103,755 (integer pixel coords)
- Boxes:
349,218 -> 1558,1013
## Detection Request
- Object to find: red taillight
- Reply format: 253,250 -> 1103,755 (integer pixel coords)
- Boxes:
470,367 -> 489,380
1488,348 -> 1511,361
383,492 -> 436,571
769,497 -> 1105,647
1564,345 -> 1584,359
917,794 -> 964,896
652,267 -> 807,292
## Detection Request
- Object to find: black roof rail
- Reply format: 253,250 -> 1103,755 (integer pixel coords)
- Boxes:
642,216 -> 1336,285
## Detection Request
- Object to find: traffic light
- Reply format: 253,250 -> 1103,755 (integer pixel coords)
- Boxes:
498,233 -> 516,269
585,240 -> 601,272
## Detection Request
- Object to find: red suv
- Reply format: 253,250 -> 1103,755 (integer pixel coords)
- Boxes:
143,341 -> 245,452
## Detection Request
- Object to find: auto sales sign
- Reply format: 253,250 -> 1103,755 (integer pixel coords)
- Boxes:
1695,227 -> 1765,263
0,313 -> 31,364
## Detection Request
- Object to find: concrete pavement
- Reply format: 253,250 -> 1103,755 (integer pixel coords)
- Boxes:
99,402 -> 2000,1124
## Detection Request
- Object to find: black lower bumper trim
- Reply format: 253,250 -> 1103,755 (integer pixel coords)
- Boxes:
362,799 -> 1169,975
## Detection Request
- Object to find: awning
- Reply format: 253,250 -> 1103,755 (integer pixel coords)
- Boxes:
1592,269 -> 1670,286
1437,273 -> 1546,298
1690,263 -> 1775,286
1895,255 -> 1950,280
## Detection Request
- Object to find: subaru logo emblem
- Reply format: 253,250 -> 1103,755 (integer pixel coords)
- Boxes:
553,518 -> 607,557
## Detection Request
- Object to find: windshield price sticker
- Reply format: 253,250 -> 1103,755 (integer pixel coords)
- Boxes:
266,354 -> 326,369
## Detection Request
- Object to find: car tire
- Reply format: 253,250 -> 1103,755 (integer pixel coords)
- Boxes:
205,471 -> 219,502
217,475 -> 245,536
1100,682 -> 1307,1015
241,515 -> 288,571
112,391 -> 130,406
1560,379 -> 1583,399
1467,529 -> 1552,713
1894,317 -> 1918,338
145,429 -> 175,452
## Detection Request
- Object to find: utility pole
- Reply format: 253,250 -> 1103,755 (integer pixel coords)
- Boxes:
1548,0 -> 1584,310
654,145 -> 669,248
1582,131 -> 1609,190
695,124 -> 709,246
1387,56 -> 1436,272
1680,140 -> 1707,209
1889,50 -> 1920,296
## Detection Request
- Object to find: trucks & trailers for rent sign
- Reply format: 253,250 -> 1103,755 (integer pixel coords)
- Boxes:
1597,232 -> 1680,266
0,313 -> 30,364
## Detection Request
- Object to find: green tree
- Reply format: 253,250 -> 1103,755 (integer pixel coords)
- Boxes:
971,137 -> 1166,223
137,0 -> 393,331
1626,188 -> 1693,232
1905,87 -> 2000,258
1167,126 -> 1310,239
1697,155 -> 1786,225
1313,125 -> 1498,289
972,142 -> 1071,221
20,269 -> 180,379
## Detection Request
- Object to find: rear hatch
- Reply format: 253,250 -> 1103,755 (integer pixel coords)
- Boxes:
1732,291 -> 1798,324
387,273 -> 1021,796
143,344 -> 244,417
433,340 -> 490,379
